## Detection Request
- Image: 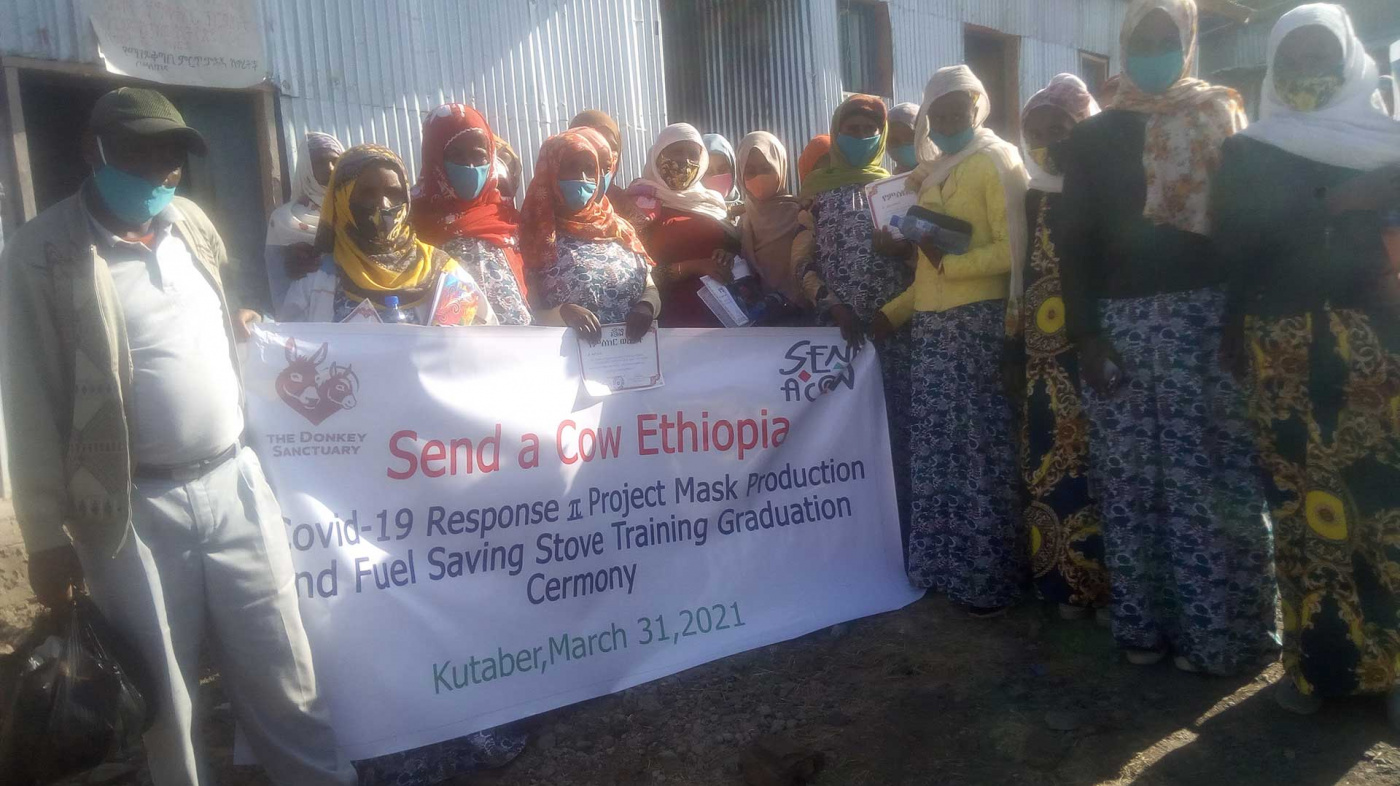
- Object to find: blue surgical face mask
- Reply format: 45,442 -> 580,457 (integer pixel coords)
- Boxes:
559,179 -> 598,212
889,143 -> 918,169
929,126 -> 975,156
93,138 -> 176,225
445,162 -> 490,202
836,133 -> 881,167
1127,49 -> 1185,95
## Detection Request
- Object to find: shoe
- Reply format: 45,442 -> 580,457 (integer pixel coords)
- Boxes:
1387,687 -> 1400,732
1274,680 -> 1323,715
1173,655 -> 1200,673
1125,648 -> 1166,666
1058,604 -> 1091,621
967,605 -> 1010,619
1095,607 -> 1112,628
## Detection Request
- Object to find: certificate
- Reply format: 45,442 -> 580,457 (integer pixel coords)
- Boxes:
577,324 -> 664,396
864,172 -> 918,239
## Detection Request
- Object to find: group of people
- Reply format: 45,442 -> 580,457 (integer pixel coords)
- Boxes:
2,0 -> 1398,784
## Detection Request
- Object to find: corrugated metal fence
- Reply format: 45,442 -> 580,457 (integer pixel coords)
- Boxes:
267,0 -> 668,188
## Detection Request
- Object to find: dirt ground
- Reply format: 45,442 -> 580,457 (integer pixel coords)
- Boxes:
2,499 -> 1397,786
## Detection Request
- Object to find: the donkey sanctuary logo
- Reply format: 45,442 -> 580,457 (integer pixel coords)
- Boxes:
277,338 -> 360,425
265,338 -> 369,459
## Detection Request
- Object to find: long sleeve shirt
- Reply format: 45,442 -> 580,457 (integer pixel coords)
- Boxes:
880,152 -> 1012,328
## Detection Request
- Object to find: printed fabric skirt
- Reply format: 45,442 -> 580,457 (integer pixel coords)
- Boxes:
358,727 -> 527,786
878,331 -> 914,544
1247,305 -> 1400,698
906,301 -> 1025,607
1022,334 -> 1110,610
1083,286 -> 1278,675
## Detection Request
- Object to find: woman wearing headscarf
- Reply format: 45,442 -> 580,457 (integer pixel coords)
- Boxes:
280,144 -> 496,326
570,109 -> 634,221
868,66 -> 1029,616
702,132 -> 743,211
887,102 -> 921,174
410,103 -> 531,325
735,131 -> 809,308
520,128 -> 660,341
1012,74 -> 1110,621
1212,4 -> 1400,722
628,122 -> 740,328
804,96 -> 915,540
1059,0 -> 1276,674
493,135 -> 523,202
265,131 -> 342,315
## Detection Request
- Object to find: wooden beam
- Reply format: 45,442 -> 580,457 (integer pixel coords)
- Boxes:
4,67 -> 36,221
252,87 -> 283,215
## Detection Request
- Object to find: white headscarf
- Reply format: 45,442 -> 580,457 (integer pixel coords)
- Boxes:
1021,74 -> 1101,194
634,123 -> 731,223
702,133 -> 742,204
909,65 -> 1030,336
267,132 -> 344,247
1242,3 -> 1400,171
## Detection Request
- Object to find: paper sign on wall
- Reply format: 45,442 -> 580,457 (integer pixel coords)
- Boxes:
86,0 -> 267,88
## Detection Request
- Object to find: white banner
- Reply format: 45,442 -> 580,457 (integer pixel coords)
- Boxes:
87,0 -> 266,88
243,324 -> 920,760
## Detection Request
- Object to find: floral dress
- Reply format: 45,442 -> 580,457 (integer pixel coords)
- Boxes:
440,237 -> 532,325
537,234 -> 650,323
809,183 -> 915,536
1020,191 -> 1109,609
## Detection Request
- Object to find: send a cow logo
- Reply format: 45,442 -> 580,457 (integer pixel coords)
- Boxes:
780,340 -> 855,402
277,338 -> 360,425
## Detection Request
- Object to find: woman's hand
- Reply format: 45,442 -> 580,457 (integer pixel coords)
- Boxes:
625,301 -> 656,343
916,238 -> 945,272
234,309 -> 263,342
868,311 -> 896,344
284,242 -> 321,280
679,252 -> 734,283
560,303 -> 602,343
829,303 -> 864,351
872,227 -> 913,259
1079,335 -> 1125,396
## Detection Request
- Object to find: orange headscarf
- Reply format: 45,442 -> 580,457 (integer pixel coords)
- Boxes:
518,128 -> 651,269
797,135 -> 832,185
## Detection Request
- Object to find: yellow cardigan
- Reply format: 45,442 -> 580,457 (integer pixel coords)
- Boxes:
880,152 -> 1011,328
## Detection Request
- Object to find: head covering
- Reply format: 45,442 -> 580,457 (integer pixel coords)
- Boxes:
267,132 -> 344,247
736,132 -> 803,301
888,102 -> 920,129
632,123 -> 731,222
1111,0 -> 1248,235
518,128 -> 651,270
570,109 -> 622,155
90,87 -> 207,155
319,144 -> 446,298
701,133 -> 742,203
1020,74 -> 1101,193
493,134 -> 523,190
797,135 -> 832,185
909,65 -> 1030,338
800,96 -> 890,198
410,103 -> 527,294
1242,4 -> 1400,171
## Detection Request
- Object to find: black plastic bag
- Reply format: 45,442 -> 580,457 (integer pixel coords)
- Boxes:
0,595 -> 153,785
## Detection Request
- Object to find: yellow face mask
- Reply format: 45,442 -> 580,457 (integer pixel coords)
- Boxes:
1028,146 -> 1061,176
1275,70 -> 1344,112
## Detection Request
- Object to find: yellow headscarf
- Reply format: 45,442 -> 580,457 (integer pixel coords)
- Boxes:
319,144 -> 442,295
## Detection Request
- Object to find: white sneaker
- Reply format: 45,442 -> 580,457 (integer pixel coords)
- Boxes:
1173,655 -> 1200,673
1274,681 -> 1323,715
1125,648 -> 1166,666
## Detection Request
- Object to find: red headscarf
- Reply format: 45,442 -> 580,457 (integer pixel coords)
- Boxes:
797,135 -> 832,185
410,103 -> 526,293
519,128 -> 651,269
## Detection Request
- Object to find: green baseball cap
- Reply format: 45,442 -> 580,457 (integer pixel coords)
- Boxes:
90,87 -> 207,155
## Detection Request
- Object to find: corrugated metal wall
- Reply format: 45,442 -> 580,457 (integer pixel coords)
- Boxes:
0,0 -> 97,63
266,0 -> 668,190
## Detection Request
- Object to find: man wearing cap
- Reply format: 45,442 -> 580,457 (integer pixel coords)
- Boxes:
0,87 -> 356,785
